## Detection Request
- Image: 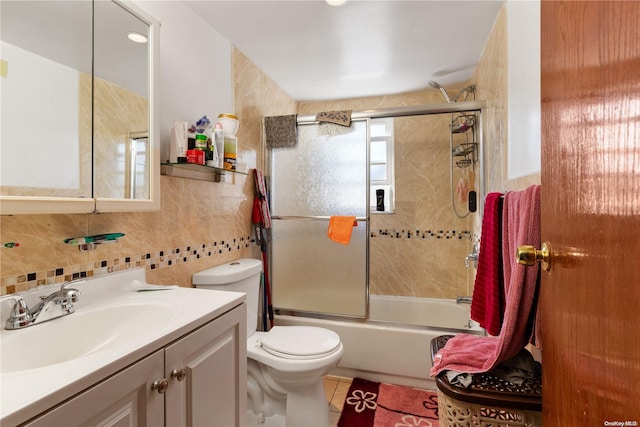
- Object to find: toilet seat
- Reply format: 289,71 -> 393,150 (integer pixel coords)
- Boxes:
259,326 -> 341,360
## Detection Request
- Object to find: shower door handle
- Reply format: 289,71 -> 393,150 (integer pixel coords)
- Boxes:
517,242 -> 553,272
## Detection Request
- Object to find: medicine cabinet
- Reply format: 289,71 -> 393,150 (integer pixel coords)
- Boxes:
0,0 -> 160,215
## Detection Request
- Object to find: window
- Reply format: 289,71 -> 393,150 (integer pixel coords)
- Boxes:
369,118 -> 394,213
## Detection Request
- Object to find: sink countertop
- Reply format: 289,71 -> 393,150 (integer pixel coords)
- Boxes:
0,268 -> 245,426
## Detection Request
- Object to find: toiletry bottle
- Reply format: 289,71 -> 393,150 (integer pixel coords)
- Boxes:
170,122 -> 179,163
214,123 -> 225,168
206,135 -> 218,167
224,135 -> 237,171
376,189 -> 385,211
172,121 -> 188,163
195,133 -> 207,151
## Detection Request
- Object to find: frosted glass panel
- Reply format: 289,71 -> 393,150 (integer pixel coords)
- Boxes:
271,219 -> 367,316
268,120 -> 368,317
270,121 -> 367,217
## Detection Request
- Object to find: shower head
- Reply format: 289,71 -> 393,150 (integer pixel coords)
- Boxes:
451,84 -> 476,102
428,80 -> 451,103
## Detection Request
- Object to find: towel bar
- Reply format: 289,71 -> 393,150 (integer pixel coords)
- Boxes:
272,215 -> 367,222
430,335 -> 542,427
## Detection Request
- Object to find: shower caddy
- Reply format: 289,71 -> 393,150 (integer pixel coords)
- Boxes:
451,113 -> 477,167
450,112 -> 479,218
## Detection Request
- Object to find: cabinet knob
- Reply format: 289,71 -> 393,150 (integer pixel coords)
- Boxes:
151,379 -> 169,394
171,368 -> 187,382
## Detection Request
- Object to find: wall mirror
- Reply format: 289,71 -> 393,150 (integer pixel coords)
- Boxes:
0,0 -> 159,215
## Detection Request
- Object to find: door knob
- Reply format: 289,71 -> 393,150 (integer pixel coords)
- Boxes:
517,242 -> 553,272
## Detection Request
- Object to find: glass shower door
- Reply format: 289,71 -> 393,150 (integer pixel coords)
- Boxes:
269,120 -> 368,317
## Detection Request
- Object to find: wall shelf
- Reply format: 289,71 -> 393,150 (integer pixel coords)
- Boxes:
160,162 -> 247,182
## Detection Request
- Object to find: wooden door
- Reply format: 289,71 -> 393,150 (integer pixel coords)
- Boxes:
541,1 -> 640,425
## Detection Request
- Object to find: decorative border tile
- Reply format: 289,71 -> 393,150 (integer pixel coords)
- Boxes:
370,229 -> 472,240
1,235 -> 255,294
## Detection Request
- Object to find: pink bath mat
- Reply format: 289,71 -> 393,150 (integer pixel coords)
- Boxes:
337,378 -> 439,427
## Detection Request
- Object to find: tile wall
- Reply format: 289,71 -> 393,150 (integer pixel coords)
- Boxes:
469,6 -> 541,195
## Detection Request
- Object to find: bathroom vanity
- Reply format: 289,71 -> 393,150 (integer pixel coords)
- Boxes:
0,269 -> 247,427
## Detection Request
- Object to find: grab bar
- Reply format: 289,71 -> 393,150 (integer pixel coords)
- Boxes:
272,215 -> 368,222
456,296 -> 472,304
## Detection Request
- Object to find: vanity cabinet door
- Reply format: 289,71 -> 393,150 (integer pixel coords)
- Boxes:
23,350 -> 164,427
164,304 -> 247,427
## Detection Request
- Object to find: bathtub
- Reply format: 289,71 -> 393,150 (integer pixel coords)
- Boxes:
276,297 -> 484,390
369,294 -> 481,330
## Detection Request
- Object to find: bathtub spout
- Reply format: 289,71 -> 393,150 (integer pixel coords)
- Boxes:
456,296 -> 472,304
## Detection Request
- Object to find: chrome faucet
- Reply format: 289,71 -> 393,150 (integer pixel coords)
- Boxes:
465,242 -> 480,268
2,279 -> 83,330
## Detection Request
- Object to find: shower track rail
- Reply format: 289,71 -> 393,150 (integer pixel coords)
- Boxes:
296,100 -> 486,123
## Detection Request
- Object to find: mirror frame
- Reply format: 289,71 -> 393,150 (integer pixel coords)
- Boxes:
0,0 -> 160,215
95,0 -> 160,213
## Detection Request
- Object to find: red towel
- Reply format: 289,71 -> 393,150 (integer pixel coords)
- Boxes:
431,185 -> 541,376
470,193 -> 505,336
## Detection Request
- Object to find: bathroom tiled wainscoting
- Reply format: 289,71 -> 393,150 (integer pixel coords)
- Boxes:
1,235 -> 254,294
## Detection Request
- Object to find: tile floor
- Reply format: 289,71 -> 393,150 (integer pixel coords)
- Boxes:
323,375 -> 353,426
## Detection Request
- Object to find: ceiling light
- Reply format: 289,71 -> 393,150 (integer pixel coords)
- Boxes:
127,32 -> 147,44
326,0 -> 347,6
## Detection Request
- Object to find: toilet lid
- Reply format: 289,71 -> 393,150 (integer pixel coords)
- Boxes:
260,326 -> 341,360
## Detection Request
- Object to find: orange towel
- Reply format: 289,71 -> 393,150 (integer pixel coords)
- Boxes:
328,216 -> 357,245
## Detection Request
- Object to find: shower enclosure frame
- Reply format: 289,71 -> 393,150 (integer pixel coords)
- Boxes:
264,100 -> 487,327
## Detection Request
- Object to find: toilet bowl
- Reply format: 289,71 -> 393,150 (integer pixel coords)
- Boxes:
193,259 -> 344,427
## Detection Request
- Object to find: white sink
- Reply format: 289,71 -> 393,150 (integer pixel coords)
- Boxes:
1,302 -> 176,373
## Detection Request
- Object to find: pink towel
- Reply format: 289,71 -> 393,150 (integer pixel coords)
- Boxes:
470,192 -> 505,336
431,185 -> 541,376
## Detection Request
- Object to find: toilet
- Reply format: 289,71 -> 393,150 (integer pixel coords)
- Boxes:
193,258 -> 344,427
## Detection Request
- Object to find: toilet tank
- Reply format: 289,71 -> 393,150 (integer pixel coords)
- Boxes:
192,258 -> 262,337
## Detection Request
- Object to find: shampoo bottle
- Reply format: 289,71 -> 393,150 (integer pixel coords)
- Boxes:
213,122 -> 225,168
223,135 -> 237,171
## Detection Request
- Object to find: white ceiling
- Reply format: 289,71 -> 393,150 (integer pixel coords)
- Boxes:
185,0 -> 504,101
